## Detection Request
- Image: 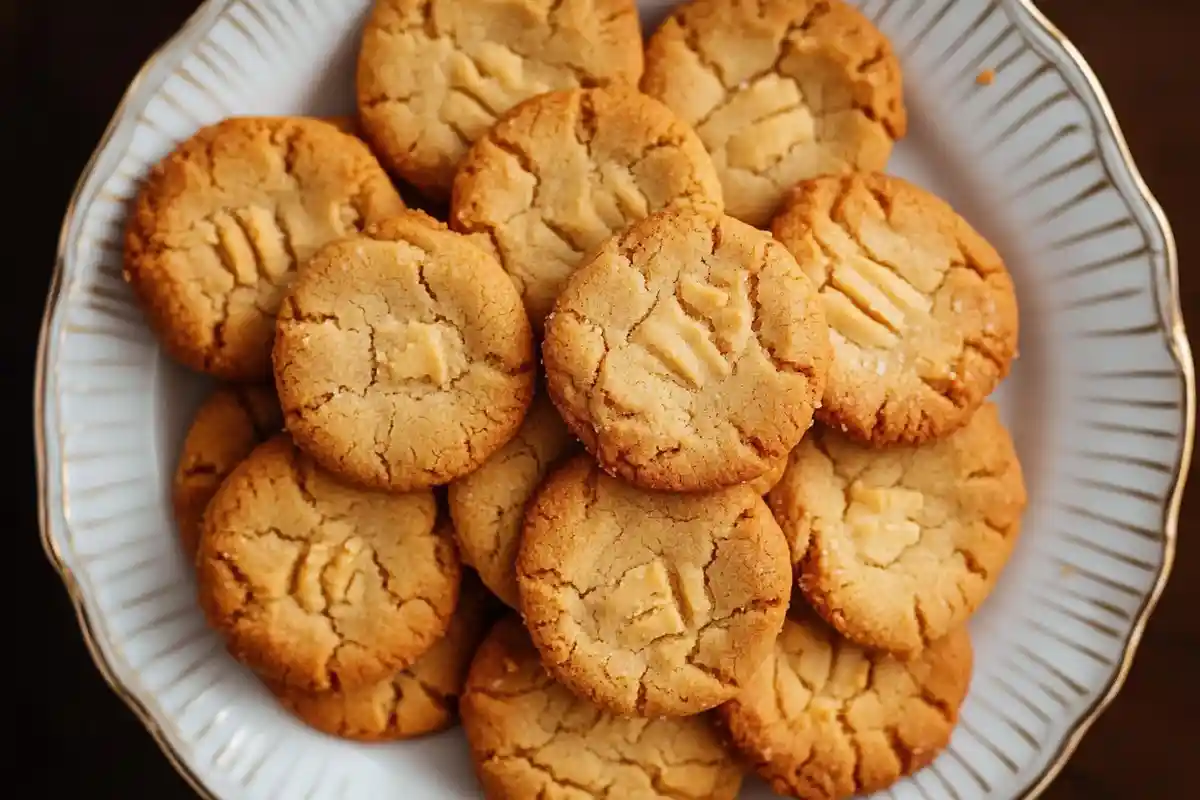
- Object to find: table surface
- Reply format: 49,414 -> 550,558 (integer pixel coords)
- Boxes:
7,0 -> 1198,797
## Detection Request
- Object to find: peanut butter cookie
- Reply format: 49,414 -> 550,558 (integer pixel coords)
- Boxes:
641,0 -> 905,227
772,172 -> 1019,446
719,613 -> 973,800
172,385 -> 281,558
768,403 -> 1026,657
542,205 -> 830,492
124,116 -> 406,380
462,617 -> 744,799
196,435 -> 457,692
448,391 -> 578,608
450,85 -> 723,328
747,453 -> 788,496
517,455 -> 791,717
274,210 -> 536,491
270,570 -> 491,741
358,0 -> 644,197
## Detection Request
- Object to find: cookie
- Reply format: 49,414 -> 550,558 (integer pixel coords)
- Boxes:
641,0 -> 905,227
357,0 -> 644,197
274,210 -> 536,491
271,570 -> 491,741
172,385 -> 281,558
517,455 -> 791,717
542,205 -> 831,492
771,172 -> 1019,445
196,435 -> 458,691
450,85 -> 723,328
718,613 -> 973,800
461,617 -> 744,800
124,116 -> 406,380
768,403 -> 1026,657
447,391 -> 578,608
746,453 -> 788,496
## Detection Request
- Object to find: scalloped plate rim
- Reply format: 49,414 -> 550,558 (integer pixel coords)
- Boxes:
34,1 -> 1195,798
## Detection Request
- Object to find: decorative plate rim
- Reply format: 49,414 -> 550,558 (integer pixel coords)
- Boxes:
33,1 -> 1195,798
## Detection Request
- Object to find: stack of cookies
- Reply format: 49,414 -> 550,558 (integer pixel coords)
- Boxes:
131,0 -> 1027,797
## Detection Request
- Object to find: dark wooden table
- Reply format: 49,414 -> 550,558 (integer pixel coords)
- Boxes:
7,0 -> 1197,797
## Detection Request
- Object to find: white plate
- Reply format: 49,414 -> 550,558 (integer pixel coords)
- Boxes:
36,1 -> 1194,798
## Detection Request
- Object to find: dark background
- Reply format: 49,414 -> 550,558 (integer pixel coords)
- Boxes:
5,0 -> 1197,797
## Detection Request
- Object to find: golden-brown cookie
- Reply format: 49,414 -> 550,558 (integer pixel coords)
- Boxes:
771,172 -> 1019,446
450,85 -> 723,328
517,455 -> 791,717
274,210 -> 536,492
271,570 -> 491,741
641,0 -> 905,227
357,0 -> 644,197
196,435 -> 458,692
172,385 -> 281,558
746,453 -> 788,496
124,116 -> 406,380
542,205 -> 831,492
462,616 -> 744,799
447,391 -> 578,608
768,403 -> 1026,657
719,613 -> 973,800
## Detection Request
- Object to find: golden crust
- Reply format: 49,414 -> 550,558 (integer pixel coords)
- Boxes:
719,612 -> 972,800
642,0 -> 905,226
461,617 -> 745,799
542,205 -> 831,492
449,85 -> 723,328
195,435 -> 457,692
273,210 -> 536,491
771,172 -> 1019,446
768,404 -> 1026,657
124,116 -> 405,380
172,385 -> 281,558
517,455 -> 791,716
357,0 -> 645,196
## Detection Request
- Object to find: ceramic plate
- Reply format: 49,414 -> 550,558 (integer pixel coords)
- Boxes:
36,0 -> 1194,798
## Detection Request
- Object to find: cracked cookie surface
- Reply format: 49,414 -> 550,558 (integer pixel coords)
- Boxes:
462,616 -> 744,799
357,0 -> 644,197
450,85 -> 723,328
517,455 -> 791,716
772,172 -> 1019,446
124,116 -> 406,380
274,210 -> 536,491
172,385 -> 282,558
542,205 -> 830,492
448,391 -> 579,608
718,612 -> 972,800
270,569 -> 491,741
768,403 -> 1026,657
641,0 -> 905,227
196,435 -> 457,692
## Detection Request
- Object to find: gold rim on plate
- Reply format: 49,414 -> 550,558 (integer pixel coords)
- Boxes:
33,1 -> 1195,798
